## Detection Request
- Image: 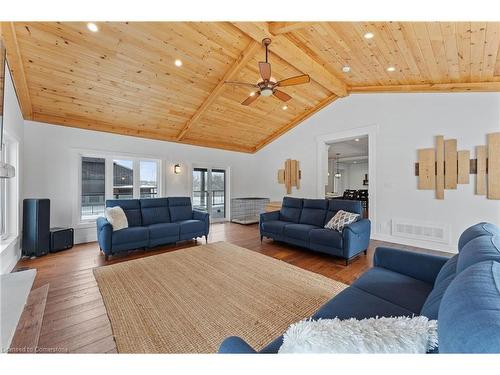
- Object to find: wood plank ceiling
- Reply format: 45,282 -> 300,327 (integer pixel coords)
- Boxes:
2,22 -> 500,153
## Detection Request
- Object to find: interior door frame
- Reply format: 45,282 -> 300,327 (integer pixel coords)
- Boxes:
191,163 -> 230,223
316,124 -> 378,235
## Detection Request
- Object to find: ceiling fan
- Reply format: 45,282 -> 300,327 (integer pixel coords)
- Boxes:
224,38 -> 310,106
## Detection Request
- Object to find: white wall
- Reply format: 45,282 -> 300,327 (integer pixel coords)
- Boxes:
23,121 -> 257,243
347,162 -> 368,191
0,68 -> 24,274
252,93 -> 500,253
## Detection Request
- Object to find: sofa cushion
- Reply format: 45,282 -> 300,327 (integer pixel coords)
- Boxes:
299,199 -> 328,227
352,267 -> 433,313
420,272 -> 455,320
309,228 -> 343,249
148,222 -> 180,239
111,226 -> 148,245
279,197 -> 303,223
261,220 -> 289,235
312,286 -> 415,320
178,219 -> 205,234
439,261 -> 500,353
457,235 -> 500,273
106,199 -> 142,227
168,197 -> 193,222
434,254 -> 458,285
283,224 -> 317,241
458,222 -> 499,251
140,198 -> 170,225
324,199 -> 363,225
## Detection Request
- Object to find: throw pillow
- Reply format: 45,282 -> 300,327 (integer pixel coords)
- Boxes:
324,210 -> 359,231
278,316 -> 438,354
105,206 -> 128,231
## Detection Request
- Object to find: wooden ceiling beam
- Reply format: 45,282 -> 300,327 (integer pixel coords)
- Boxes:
268,22 -> 317,35
176,39 -> 262,140
232,22 -> 348,97
1,22 -> 33,120
254,94 -> 339,152
350,82 -> 500,93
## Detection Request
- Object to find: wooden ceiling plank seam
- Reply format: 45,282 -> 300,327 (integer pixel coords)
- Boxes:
426,22 -> 451,83
410,23 -> 443,83
232,22 -> 348,97
176,39 -> 261,140
469,22 -> 487,82
439,22 -> 461,82
481,23 -> 500,81
268,22 -> 318,35
2,22 -> 33,119
254,94 -> 339,152
455,22 -> 472,81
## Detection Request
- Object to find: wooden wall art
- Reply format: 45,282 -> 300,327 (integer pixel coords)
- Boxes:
415,132 -> 500,200
278,159 -> 301,194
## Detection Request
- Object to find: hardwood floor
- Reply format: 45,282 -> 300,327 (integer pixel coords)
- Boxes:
12,222 -> 448,354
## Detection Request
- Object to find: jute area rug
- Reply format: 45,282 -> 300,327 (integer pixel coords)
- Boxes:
93,241 -> 347,353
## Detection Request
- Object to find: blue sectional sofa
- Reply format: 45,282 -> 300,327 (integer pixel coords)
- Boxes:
220,222 -> 500,353
260,197 -> 371,265
96,197 -> 209,260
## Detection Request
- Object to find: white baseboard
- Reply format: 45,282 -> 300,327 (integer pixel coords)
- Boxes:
371,233 -> 456,254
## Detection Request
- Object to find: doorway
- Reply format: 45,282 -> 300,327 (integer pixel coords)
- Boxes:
192,167 -> 227,222
326,136 -> 369,218
316,125 -> 377,228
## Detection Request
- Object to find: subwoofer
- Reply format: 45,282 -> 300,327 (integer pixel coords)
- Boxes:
22,198 -> 50,257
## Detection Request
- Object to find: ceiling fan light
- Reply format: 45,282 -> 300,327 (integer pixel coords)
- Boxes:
261,88 -> 273,97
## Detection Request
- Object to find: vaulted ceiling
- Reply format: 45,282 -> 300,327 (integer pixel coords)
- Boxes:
2,22 -> 500,153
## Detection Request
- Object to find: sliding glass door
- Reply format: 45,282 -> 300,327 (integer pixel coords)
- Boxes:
192,167 -> 226,222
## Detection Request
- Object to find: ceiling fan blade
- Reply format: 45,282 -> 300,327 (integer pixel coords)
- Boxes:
273,90 -> 292,102
277,74 -> 311,87
241,91 -> 261,106
259,62 -> 271,81
224,81 -> 259,88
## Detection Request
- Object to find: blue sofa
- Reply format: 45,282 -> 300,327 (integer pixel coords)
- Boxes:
260,197 -> 371,265
220,222 -> 500,353
96,197 -> 209,260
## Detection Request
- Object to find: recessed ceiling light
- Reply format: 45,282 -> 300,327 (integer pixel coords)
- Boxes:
174,59 -> 183,67
364,32 -> 374,39
282,105 -> 288,110
87,22 -> 99,32
342,66 -> 351,73
249,91 -> 255,97
353,161 -> 357,164
354,138 -> 360,142
387,66 -> 396,72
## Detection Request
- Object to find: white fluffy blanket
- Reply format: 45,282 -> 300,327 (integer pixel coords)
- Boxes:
278,316 -> 438,353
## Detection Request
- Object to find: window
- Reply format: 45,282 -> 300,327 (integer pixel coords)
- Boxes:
79,155 -> 161,222
113,159 -> 134,199
81,157 -> 105,220
140,161 -> 158,198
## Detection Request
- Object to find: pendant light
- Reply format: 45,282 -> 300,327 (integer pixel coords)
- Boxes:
334,153 -> 342,178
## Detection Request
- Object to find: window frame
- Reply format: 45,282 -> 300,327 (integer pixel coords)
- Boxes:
75,150 -> 163,225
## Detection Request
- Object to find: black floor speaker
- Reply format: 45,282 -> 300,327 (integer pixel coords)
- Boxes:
22,198 -> 50,257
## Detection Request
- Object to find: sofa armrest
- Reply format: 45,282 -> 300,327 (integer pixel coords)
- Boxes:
342,219 -> 371,259
373,247 -> 450,285
96,217 -> 113,255
193,209 -> 210,235
218,336 -> 258,354
260,210 -> 280,223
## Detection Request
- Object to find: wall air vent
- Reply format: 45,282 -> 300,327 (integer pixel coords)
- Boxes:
391,219 -> 450,244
